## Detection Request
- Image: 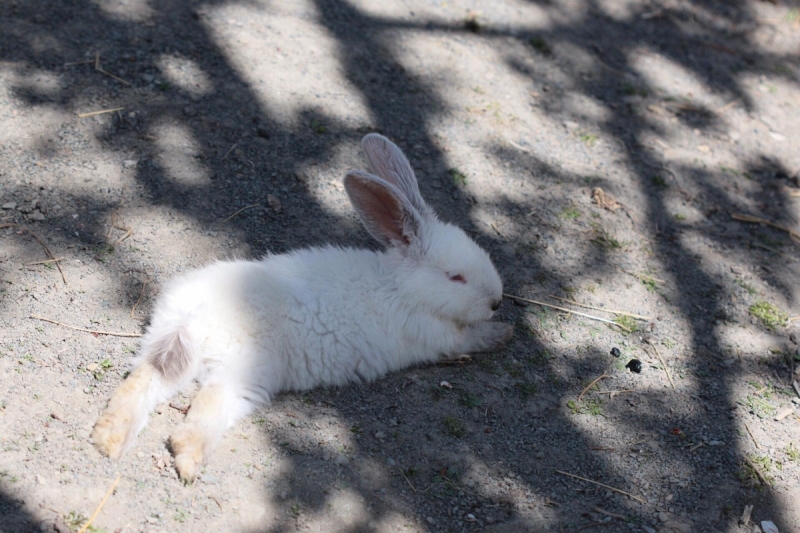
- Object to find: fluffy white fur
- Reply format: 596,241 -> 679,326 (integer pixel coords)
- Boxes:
92,134 -> 513,481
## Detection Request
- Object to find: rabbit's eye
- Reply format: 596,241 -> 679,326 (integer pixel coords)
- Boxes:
449,274 -> 466,284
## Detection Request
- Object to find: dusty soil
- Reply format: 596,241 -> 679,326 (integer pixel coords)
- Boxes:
2,0 -> 800,532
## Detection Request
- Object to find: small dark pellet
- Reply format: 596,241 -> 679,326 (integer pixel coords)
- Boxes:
610,347 -> 621,358
626,359 -> 642,373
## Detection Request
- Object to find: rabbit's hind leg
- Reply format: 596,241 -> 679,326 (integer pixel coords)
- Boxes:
170,382 -> 253,483
92,362 -> 168,459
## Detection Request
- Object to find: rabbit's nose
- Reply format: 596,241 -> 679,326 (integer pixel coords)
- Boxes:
491,299 -> 502,312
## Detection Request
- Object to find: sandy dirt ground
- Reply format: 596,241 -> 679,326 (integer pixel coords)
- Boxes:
1,0 -> 800,532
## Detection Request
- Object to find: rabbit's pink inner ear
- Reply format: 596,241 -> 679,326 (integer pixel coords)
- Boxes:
344,173 -> 407,246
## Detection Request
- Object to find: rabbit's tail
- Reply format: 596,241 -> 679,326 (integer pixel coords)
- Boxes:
144,325 -> 195,382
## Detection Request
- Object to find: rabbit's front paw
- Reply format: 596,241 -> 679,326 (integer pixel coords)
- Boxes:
458,322 -> 513,354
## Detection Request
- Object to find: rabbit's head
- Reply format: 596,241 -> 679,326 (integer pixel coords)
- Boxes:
344,134 -> 503,326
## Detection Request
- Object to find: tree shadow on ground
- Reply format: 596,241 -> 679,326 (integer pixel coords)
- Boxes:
1,0 -> 798,531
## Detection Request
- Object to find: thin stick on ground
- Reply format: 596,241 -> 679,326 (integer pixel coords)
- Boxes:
1,224 -> 68,285
743,455 -> 773,490
617,268 -> 665,284
596,389 -> 636,395
503,294 -> 631,332
222,143 -> 238,160
487,384 -> 506,398
789,316 -> 800,323
593,506 -> 626,520
93,51 -> 131,86
648,343 -> 675,390
77,107 -> 124,119
223,203 -> 261,223
398,468 -> 417,494
26,257 -> 64,266
578,373 -> 611,402
130,279 -> 149,318
77,475 -> 121,533
715,98 -> 741,113
731,213 -> 800,243
555,470 -> 646,504
30,315 -> 142,338
549,295 -> 650,321
744,422 -> 762,450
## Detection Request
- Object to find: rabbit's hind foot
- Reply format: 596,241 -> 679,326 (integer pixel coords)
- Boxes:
92,364 -> 156,459
169,383 -> 250,483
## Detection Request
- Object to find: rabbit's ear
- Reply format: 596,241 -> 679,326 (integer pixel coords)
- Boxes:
344,170 -> 423,249
361,134 -> 429,214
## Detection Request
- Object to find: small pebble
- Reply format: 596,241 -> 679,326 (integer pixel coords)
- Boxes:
374,431 -> 386,439
610,347 -> 621,358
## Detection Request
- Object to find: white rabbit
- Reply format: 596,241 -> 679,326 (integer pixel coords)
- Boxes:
92,134 -> 513,481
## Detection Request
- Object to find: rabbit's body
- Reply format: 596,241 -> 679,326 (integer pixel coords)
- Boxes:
92,134 -> 513,481
148,246 -> 469,396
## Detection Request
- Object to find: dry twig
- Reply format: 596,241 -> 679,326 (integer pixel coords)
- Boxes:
731,213 -> 800,243
578,373 -> 611,402
596,389 -> 635,397
130,279 -> 149,318
744,422 -> 762,450
593,506 -> 626,520
648,343 -> 675,390
77,475 -> 120,533
77,107 -> 124,119
223,203 -> 260,223
555,470 -> 646,504
715,99 -> 741,113
504,294 -> 631,332
26,257 -> 64,266
549,295 -> 650,320
30,315 -> 141,338
1,223 -> 68,285
93,52 -> 131,86
743,455 -> 773,490
617,268 -> 665,284
398,468 -> 417,494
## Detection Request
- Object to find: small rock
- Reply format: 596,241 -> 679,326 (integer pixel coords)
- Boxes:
36,475 -> 46,485
334,454 -> 349,466
708,440 -> 724,446
641,526 -> 656,533
563,120 -> 579,131
146,516 -> 158,524
86,363 -> 98,372
761,521 -> 779,533
267,194 -> 282,213
658,512 -> 669,522
202,474 -> 219,484
535,451 -> 545,459
1,202 -> 16,209
426,517 -> 435,525
466,513 -> 476,522
50,412 -> 64,422
386,458 -> 395,466
29,211 -> 46,221
374,431 -> 386,439
439,380 -> 452,389
53,517 -> 70,533
122,159 -> 139,169
769,132 -> 786,142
